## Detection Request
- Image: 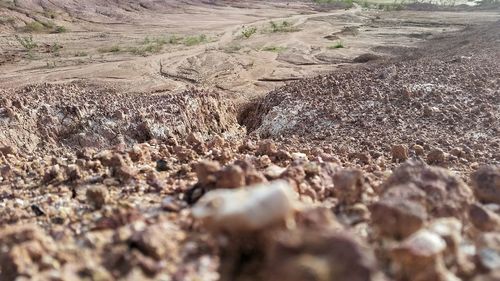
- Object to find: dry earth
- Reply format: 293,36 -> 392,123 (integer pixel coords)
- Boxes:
0,0 -> 500,280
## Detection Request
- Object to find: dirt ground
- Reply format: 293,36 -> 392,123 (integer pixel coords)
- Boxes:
0,0 -> 499,280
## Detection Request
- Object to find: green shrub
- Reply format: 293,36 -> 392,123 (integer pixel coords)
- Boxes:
262,45 -> 287,52
53,25 -> 67,33
98,45 -> 121,53
328,41 -> 344,49
183,34 -> 207,46
15,34 -> 37,51
269,21 -> 300,33
241,26 -> 257,38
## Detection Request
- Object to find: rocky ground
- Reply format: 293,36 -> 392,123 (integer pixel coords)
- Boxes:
0,1 -> 500,281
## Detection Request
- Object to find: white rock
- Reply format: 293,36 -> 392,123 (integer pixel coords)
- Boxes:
291,152 -> 308,161
401,229 -> 447,257
192,180 -> 297,232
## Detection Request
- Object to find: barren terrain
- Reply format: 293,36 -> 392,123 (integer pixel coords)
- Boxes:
0,0 -> 499,280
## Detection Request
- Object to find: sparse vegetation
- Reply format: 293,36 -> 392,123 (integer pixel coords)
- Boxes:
49,43 -> 63,56
98,45 -> 121,53
54,25 -> 67,33
223,43 -> 243,53
167,35 -> 184,44
183,34 -> 208,46
128,36 -> 168,56
328,41 -> 345,49
262,45 -> 287,52
15,34 -> 37,51
21,19 -> 68,33
269,20 -> 300,33
74,51 -> 88,57
241,26 -> 257,39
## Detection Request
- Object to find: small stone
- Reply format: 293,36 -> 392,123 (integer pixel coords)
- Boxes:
392,144 -> 409,162
257,140 -> 278,156
155,159 -> 169,172
194,160 -> 220,185
207,135 -> 225,149
413,144 -> 425,156
161,196 -> 181,212
0,145 -> 17,156
216,165 -> 246,189
186,132 -> 204,146
291,152 -> 308,161
66,164 -> 82,181
470,203 -> 500,232
472,166 -> 500,204
449,147 -> 463,158
86,185 -> 108,209
31,204 -> 46,216
192,180 -> 297,233
370,198 -> 427,239
264,165 -> 286,180
113,165 -> 137,182
427,148 -> 446,165
333,169 -> 365,205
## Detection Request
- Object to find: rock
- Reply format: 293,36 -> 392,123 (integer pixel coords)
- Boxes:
216,165 -> 246,189
128,224 -> 175,260
291,152 -> 308,161
186,132 -> 204,146
427,148 -> 446,165
86,185 -> 108,209
449,147 -> 463,158
413,144 -> 425,156
264,165 -> 286,179
113,165 -> 137,182
370,198 -> 427,239
475,233 -> 500,272
472,166 -> 500,204
30,204 -> 46,216
0,145 -> 17,156
381,160 -> 473,219
391,229 -> 452,281
257,140 -> 278,156
66,164 -> 82,181
470,203 -> 500,232
192,180 -> 297,233
43,165 -> 64,184
333,169 -> 366,205
392,144 -> 409,162
0,224 -> 56,280
194,160 -> 220,186
266,230 -> 378,281
155,159 -> 169,172
161,196 -> 182,212
207,135 -> 225,149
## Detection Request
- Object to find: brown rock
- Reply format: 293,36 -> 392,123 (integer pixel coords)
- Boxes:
333,169 -> 366,205
194,160 -> 221,185
391,229 -> 452,281
381,160 -> 473,219
392,144 -> 409,162
216,165 -> 246,189
128,224 -> 176,260
413,144 -> 425,156
86,185 -> 108,209
370,198 -> 427,239
257,139 -> 278,156
470,203 -> 500,232
427,148 -> 446,165
0,145 -> 17,156
266,231 -> 378,281
472,166 -> 500,204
